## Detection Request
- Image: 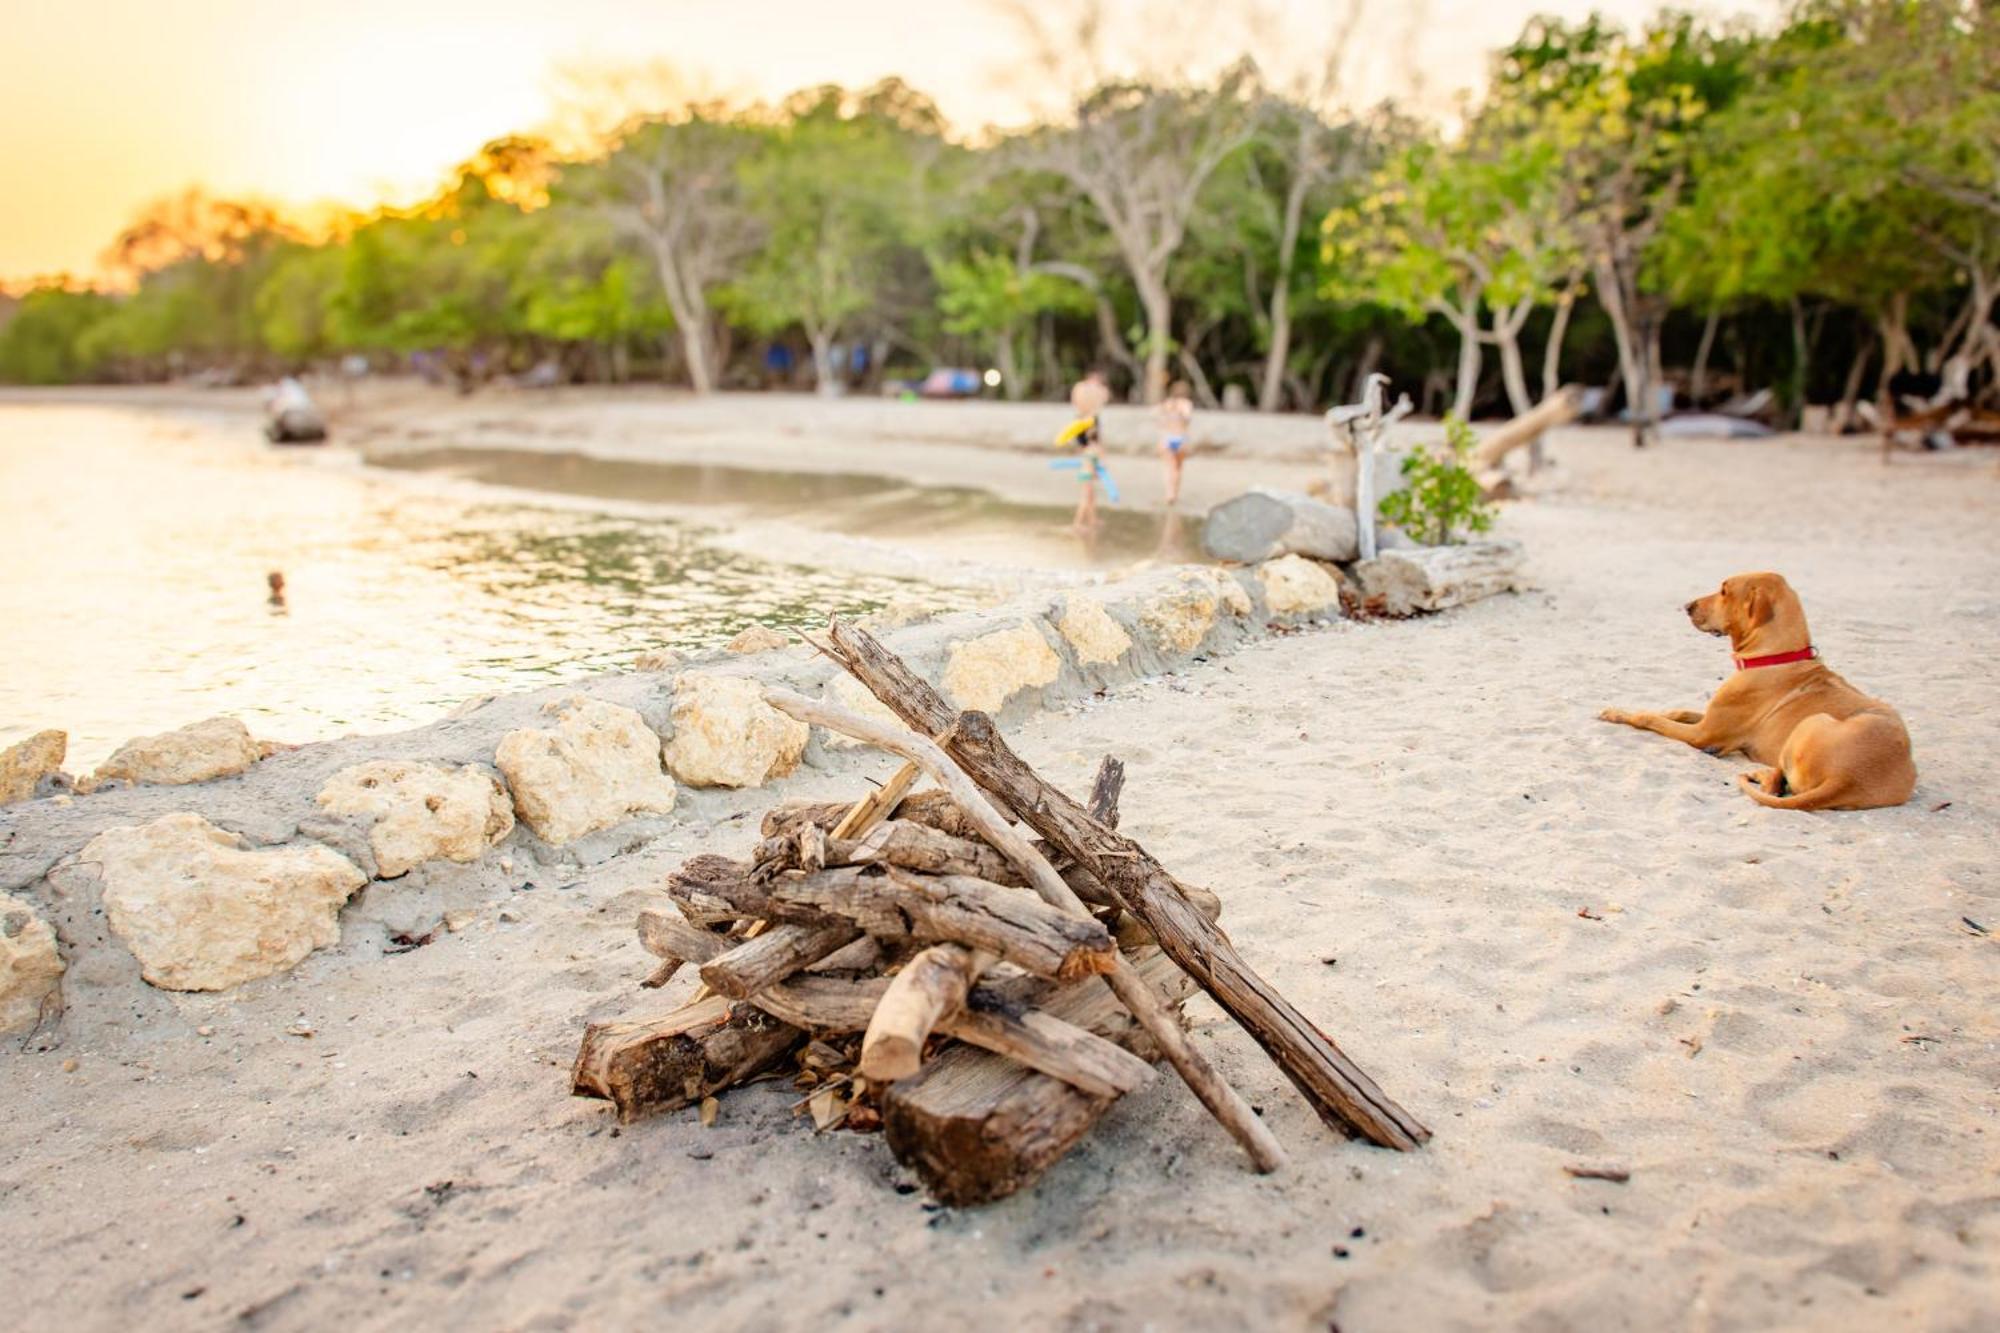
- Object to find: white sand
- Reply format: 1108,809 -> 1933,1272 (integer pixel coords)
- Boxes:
2,409 -> 1996,1330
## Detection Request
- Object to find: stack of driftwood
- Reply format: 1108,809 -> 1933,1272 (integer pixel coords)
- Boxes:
572,619 -> 1430,1204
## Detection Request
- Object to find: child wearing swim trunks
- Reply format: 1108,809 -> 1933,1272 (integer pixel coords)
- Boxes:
1067,368 -> 1112,530
1158,379 -> 1194,505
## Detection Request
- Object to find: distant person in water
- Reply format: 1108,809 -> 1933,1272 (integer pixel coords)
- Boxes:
267,570 -> 287,611
1157,379 -> 1194,506
1063,368 -> 1113,530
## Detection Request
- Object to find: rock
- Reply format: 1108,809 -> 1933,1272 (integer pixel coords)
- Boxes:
0,897 -> 64,1034
662,674 -> 811,789
941,621 -> 1063,713
496,695 -> 679,844
82,813 -> 367,992
822,674 -> 905,750
1353,540 -> 1528,616
632,647 -> 684,672
725,625 -> 791,653
1055,596 -> 1133,667
1256,555 -> 1348,616
87,716 -> 260,790
315,761 -> 515,878
1140,571 -> 1251,653
0,730 -> 67,806
1202,488 -> 1359,564
857,598 -> 935,632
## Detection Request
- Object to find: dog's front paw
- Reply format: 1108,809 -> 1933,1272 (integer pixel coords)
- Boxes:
1597,708 -> 1628,725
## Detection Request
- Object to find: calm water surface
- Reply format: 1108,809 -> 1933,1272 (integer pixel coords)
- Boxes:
0,406 -> 951,767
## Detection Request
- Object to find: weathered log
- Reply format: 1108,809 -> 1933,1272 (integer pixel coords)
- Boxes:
1201,488 -> 1359,564
571,996 -> 802,1122
1469,386 -> 1578,470
1352,540 -> 1527,617
861,943 -> 984,1081
883,949 -> 1190,1205
763,788 -> 984,843
764,686 -> 1285,1173
832,760 -> 921,838
832,819 -> 1018,882
820,617 -> 1430,1152
698,922 -> 863,999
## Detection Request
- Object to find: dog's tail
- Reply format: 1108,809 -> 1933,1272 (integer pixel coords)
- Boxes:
1737,773 -> 1841,811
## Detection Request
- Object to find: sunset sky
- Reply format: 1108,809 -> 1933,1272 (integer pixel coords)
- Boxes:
3,0 -> 1771,286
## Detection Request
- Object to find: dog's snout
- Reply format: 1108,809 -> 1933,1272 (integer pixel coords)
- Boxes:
1684,600 -> 1699,615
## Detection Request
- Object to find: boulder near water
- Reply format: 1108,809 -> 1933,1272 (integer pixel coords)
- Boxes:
941,621 -> 1063,713
0,897 -> 65,1033
1201,488 -> 1360,564
86,716 -> 261,791
315,760 -> 515,878
724,626 -> 791,654
662,674 -> 810,788
0,730 -> 67,806
496,695 -> 679,844
82,813 -> 367,992
1256,555 -> 1348,616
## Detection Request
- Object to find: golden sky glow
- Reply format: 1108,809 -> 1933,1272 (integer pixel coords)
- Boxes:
2,0 -> 1768,286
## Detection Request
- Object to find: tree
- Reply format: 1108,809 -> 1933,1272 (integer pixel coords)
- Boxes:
1013,68 -> 1258,402
725,81 -> 947,394
577,107 -> 764,393
0,286 -> 113,384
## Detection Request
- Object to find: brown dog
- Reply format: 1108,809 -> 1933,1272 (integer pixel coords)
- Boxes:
1599,572 -> 1916,810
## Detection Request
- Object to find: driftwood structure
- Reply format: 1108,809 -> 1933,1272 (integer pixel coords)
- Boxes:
573,620 -> 1428,1203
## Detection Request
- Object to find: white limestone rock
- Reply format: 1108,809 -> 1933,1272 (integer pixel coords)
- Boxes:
1056,596 -> 1133,666
87,716 -> 260,790
0,730 -> 67,806
662,674 -> 811,789
82,813 -> 367,992
821,674 -> 906,750
941,621 -> 1062,713
315,760 -> 515,878
632,647 -> 685,672
1256,555 -> 1348,616
0,897 -> 64,1034
1140,570 -> 1251,653
496,695 -> 678,844
724,626 -> 790,653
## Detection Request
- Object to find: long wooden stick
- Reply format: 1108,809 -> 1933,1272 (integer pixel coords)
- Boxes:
816,618 -> 1429,1151
765,686 -> 1286,1173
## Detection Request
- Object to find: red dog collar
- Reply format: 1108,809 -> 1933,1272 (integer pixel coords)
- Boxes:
1735,646 -> 1817,671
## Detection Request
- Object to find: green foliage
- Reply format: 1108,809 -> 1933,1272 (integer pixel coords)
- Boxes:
0,287 -> 114,383
1377,416 -> 1494,547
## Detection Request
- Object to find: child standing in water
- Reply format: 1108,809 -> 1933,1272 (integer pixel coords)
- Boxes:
1065,368 -> 1112,530
1157,379 -> 1194,506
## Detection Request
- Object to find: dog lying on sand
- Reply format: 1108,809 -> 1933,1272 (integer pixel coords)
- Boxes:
1599,572 -> 1916,811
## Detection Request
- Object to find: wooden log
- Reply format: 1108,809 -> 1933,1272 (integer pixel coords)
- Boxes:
698,921 -> 863,999
832,760 -> 921,838
1470,387 -> 1579,470
1201,488 -> 1359,564
820,617 -> 1430,1152
571,996 -> 802,1122
764,686 -> 1286,1174
861,943 -> 984,1081
1352,539 -> 1527,617
882,949 -> 1191,1205
830,819 -> 1018,882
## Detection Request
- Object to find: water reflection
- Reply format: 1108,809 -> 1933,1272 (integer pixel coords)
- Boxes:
0,407 -> 952,766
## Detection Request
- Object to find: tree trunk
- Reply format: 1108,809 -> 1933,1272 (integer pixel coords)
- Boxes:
1138,277 -> 1172,405
1788,297 -> 1811,430
808,329 -> 840,397
1452,322 -> 1481,421
1833,332 -> 1874,433
1690,304 -> 1721,405
994,328 -> 1022,401
647,235 -> 715,395
1593,254 -> 1652,446
1257,175 -> 1310,413
1495,328 -> 1533,417
1541,285 -> 1577,402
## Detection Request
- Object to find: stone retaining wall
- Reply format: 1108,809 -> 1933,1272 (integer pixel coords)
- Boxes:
0,547 -> 1515,1040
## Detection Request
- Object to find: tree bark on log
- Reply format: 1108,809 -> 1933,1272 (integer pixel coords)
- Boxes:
861,942 -> 985,1081
1470,388 -> 1580,470
572,997 -> 803,1122
882,949 -> 1191,1205
698,922 -> 864,999
1352,540 -> 1527,617
819,618 -> 1430,1152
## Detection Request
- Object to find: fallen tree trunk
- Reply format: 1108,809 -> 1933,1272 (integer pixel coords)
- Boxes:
1470,387 -> 1579,470
882,949 -> 1190,1205
1352,540 -> 1527,617
820,618 -> 1430,1152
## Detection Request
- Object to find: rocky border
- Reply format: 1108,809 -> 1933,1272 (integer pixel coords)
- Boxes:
0,546 -> 1522,1040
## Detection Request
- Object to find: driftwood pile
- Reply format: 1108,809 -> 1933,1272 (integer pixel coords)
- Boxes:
572,619 -> 1429,1204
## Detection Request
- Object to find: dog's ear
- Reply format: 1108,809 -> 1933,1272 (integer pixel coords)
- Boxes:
1744,584 -> 1774,630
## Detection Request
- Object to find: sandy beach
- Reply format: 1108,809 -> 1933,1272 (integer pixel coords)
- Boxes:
2,393 -> 1996,1331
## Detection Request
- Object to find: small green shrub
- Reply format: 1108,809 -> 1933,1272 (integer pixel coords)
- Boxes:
1376,414 -> 1495,546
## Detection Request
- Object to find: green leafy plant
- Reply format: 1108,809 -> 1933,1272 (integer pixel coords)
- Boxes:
1377,415 -> 1495,546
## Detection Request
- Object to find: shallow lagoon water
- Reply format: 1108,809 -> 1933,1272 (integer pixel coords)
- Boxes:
0,405 -> 952,767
